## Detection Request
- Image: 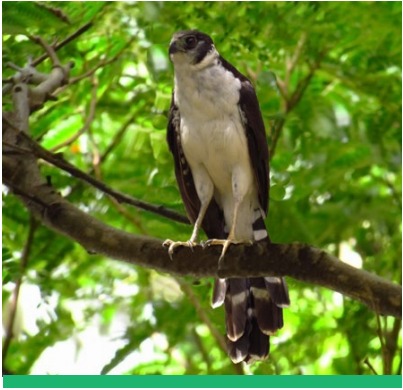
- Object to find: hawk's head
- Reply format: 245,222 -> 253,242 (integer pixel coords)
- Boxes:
169,30 -> 217,67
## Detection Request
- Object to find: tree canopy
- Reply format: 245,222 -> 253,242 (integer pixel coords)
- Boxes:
2,1 -> 401,375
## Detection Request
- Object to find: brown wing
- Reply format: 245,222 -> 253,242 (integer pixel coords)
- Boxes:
238,80 -> 270,216
167,96 -> 225,239
219,57 -> 269,215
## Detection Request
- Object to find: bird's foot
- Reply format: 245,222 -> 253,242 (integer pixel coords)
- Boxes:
203,238 -> 253,264
162,239 -> 198,260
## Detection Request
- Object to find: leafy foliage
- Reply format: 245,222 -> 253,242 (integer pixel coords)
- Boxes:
2,1 -> 401,375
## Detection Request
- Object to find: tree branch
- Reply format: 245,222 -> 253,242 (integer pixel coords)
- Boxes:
269,44 -> 325,159
66,36 -> 137,86
3,70 -> 401,321
177,279 -> 245,374
14,131 -> 189,225
3,166 -> 401,319
31,22 -> 93,67
49,75 -> 98,152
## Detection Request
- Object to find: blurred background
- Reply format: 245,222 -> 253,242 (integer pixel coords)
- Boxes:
2,1 -> 401,375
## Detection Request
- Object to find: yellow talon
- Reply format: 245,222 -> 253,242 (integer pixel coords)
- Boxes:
163,239 -> 198,260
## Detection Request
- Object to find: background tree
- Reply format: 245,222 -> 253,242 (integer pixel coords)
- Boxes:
2,1 -> 401,375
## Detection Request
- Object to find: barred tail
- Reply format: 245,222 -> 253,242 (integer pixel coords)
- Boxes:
211,212 -> 290,363
212,276 -> 289,363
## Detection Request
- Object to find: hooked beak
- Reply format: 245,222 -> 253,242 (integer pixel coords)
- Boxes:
169,39 -> 185,56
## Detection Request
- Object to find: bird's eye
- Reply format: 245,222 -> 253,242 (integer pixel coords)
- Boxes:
185,36 -> 197,48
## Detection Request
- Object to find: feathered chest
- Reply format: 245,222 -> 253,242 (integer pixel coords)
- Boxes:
173,63 -> 249,173
174,64 -> 242,122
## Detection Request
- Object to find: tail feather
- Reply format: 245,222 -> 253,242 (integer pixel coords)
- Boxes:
225,279 -> 248,341
213,276 -> 288,364
250,277 -> 281,335
212,278 -> 227,308
265,277 -> 290,308
252,209 -> 268,241
265,299 -> 284,333
210,211 -> 289,364
247,317 -> 270,362
226,320 -> 251,364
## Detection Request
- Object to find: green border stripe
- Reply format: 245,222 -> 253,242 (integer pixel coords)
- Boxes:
3,375 -> 402,388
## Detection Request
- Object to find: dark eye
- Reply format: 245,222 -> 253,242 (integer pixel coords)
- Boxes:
185,36 -> 197,48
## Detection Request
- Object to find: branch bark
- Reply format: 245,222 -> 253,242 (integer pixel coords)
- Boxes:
3,163 -> 401,319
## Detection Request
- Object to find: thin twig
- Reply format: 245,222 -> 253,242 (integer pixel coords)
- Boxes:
285,32 -> 308,87
50,75 -> 98,152
65,113 -> 136,206
269,40 -> 326,159
67,36 -> 136,86
34,2 -> 70,24
98,114 -> 136,165
19,131 -> 190,225
69,57 -> 119,85
286,63 -> 318,111
2,216 -> 37,364
269,117 -> 285,161
384,317 -> 402,375
32,36 -> 61,67
5,112 -> 187,226
375,312 -> 387,374
191,328 -> 212,372
269,59 -> 322,159
363,357 -> 378,375
31,22 -> 92,67
109,198 -> 148,234
2,141 -> 32,155
86,114 -> 148,232
177,279 -> 245,375
275,76 -> 289,102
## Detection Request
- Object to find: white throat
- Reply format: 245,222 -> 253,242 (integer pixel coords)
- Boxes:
171,46 -> 219,71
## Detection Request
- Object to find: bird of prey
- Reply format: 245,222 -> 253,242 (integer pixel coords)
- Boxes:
164,30 -> 290,364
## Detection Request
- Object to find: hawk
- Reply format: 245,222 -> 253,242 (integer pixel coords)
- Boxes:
164,30 -> 290,363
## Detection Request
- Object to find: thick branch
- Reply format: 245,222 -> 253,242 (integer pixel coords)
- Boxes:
3,113 -> 401,320
3,168 -> 401,319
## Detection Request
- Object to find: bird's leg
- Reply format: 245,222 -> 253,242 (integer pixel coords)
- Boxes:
163,202 -> 208,259
204,199 -> 253,263
204,167 -> 254,262
163,166 -> 214,259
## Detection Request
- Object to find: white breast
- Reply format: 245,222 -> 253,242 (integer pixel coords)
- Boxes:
175,63 -> 248,183
174,59 -> 258,240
